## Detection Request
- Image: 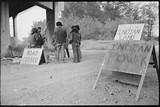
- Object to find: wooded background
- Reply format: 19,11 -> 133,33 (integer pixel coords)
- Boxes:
31,2 -> 159,41
6,2 -> 159,57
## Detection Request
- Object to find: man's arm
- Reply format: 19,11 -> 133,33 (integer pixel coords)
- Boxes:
64,30 -> 67,38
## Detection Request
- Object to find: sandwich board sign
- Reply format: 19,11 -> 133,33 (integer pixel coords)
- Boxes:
92,24 -> 158,101
20,48 -> 45,65
114,24 -> 144,40
104,40 -> 153,75
92,41 -> 153,100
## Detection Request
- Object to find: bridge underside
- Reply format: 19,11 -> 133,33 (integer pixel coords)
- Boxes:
1,1 -> 56,57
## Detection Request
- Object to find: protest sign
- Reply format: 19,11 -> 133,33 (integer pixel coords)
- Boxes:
93,24 -> 158,101
21,48 -> 44,65
114,24 -> 144,40
104,41 -> 153,75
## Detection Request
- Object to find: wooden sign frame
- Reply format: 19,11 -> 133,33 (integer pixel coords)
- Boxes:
92,24 -> 159,101
151,45 -> 159,82
92,43 -> 155,101
20,48 -> 46,65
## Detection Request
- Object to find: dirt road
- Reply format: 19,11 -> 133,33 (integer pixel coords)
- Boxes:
1,49 -> 159,105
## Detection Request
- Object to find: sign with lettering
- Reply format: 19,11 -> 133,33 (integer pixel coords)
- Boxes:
114,24 -> 144,40
104,41 -> 153,75
93,24 -> 155,101
20,48 -> 43,65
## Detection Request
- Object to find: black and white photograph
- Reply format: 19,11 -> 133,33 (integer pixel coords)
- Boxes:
0,1 -> 159,105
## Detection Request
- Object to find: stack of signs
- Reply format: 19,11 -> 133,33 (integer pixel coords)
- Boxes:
92,24 -> 156,101
20,48 -> 44,65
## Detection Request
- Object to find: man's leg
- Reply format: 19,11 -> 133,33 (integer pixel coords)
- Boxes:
59,45 -> 62,62
61,44 -> 65,62
63,44 -> 66,58
74,45 -> 79,63
79,47 -> 82,59
77,46 -> 81,62
72,44 -> 77,62
56,45 -> 60,62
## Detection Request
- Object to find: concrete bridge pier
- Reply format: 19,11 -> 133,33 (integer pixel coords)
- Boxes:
1,2 -> 11,57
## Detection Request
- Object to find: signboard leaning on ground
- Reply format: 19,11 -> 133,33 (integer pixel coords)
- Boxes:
104,40 -> 153,75
20,48 -> 43,65
92,23 -> 156,101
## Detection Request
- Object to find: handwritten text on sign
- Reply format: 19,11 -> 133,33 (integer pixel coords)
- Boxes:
114,24 -> 144,40
105,41 -> 153,75
21,48 -> 43,65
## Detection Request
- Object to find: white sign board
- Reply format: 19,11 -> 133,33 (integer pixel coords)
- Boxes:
104,40 -> 153,75
114,24 -> 144,40
20,48 -> 43,65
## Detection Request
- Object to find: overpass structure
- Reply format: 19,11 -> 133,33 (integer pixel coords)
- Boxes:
1,1 -> 64,57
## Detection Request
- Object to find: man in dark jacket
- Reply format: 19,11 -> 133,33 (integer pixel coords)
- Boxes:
69,25 -> 82,63
37,27 -> 45,47
29,27 -> 44,48
54,21 -> 67,62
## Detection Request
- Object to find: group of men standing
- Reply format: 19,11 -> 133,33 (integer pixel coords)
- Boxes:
54,21 -> 81,63
29,21 -> 82,63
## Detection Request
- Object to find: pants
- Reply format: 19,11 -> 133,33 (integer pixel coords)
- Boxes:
79,46 -> 82,59
64,43 -> 70,58
55,43 -> 65,62
72,43 -> 81,63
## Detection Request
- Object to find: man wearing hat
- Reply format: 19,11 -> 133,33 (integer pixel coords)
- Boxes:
75,25 -> 82,59
53,21 -> 67,63
69,25 -> 82,63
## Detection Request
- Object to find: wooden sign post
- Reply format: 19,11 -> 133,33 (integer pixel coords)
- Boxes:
20,48 -> 46,65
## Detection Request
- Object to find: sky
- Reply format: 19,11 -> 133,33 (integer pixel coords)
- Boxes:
10,6 -> 46,41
